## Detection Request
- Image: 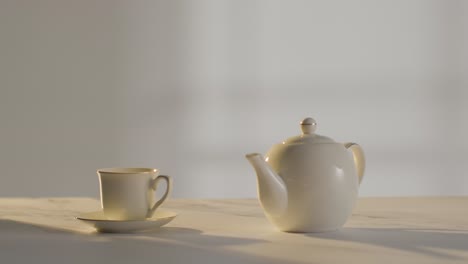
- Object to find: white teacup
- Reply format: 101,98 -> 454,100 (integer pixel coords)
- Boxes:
97,168 -> 172,220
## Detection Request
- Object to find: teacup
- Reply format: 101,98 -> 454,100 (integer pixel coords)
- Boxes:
97,168 -> 172,220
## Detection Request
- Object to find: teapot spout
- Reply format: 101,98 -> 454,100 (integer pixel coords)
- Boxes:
245,153 -> 287,216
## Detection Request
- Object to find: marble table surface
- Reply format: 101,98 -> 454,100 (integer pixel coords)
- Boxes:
0,197 -> 467,264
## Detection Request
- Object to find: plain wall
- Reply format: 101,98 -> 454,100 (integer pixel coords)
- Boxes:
0,0 -> 467,198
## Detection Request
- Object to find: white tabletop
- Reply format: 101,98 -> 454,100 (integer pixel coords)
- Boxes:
0,197 -> 467,264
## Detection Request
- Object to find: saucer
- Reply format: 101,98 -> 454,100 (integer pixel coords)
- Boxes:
76,210 -> 177,233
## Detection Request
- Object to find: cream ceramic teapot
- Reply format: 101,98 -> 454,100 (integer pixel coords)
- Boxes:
246,117 -> 365,232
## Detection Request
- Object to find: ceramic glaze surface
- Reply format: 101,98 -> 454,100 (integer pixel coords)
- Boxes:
98,168 -> 172,220
77,210 -> 177,233
246,118 -> 365,232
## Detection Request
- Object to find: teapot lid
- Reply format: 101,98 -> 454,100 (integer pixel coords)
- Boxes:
283,117 -> 335,144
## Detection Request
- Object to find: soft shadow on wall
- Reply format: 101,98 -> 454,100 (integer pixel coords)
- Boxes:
0,0 -> 467,198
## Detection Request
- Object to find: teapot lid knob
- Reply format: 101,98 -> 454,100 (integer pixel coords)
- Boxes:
301,117 -> 317,135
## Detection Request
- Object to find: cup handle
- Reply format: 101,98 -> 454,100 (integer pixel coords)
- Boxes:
147,175 -> 172,218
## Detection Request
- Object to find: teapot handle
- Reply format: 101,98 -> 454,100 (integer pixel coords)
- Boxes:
344,143 -> 366,184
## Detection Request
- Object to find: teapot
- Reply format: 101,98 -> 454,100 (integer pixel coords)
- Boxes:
246,117 -> 365,232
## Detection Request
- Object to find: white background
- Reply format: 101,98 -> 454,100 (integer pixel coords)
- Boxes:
1,0 -> 467,198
